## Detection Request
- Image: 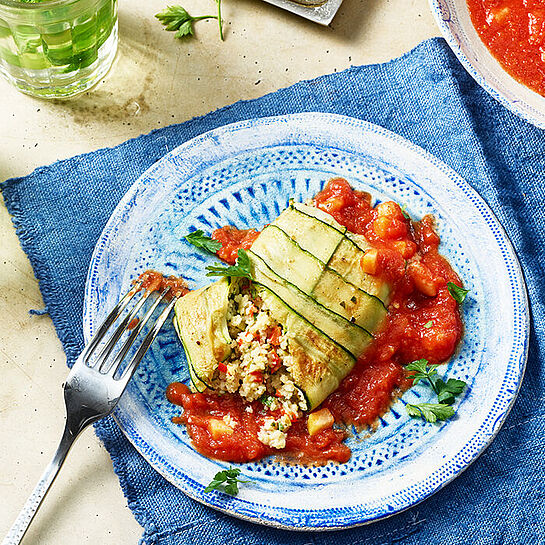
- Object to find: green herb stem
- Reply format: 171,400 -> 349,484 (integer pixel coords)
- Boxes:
216,0 -> 224,41
206,249 -> 253,281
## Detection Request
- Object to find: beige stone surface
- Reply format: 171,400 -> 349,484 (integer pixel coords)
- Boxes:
0,1 -> 439,543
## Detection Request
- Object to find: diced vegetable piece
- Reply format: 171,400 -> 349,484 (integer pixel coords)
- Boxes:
392,240 -> 416,259
407,261 -> 439,297
208,418 -> 234,438
361,249 -> 378,275
307,408 -> 335,436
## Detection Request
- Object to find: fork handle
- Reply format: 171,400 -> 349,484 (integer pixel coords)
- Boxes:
2,424 -> 77,545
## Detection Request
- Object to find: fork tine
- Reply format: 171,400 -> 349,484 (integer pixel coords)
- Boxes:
95,289 -> 154,372
118,295 -> 180,381
106,287 -> 171,377
80,283 -> 142,364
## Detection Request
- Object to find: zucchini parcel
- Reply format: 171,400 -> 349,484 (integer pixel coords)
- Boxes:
174,203 -> 390,410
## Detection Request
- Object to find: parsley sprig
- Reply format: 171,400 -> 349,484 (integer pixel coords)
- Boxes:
447,281 -> 470,304
155,5 -> 217,39
184,230 -> 222,253
406,403 -> 455,423
156,2 -> 224,41
405,359 -> 466,422
206,249 -> 253,280
204,467 -> 251,496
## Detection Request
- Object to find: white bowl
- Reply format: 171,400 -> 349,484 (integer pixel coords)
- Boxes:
429,0 -> 545,128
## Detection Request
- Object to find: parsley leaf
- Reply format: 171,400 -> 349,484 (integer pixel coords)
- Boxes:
184,230 -> 222,253
206,249 -> 253,280
447,281 -> 470,304
204,467 -> 251,496
155,5 -> 217,39
405,359 -> 438,387
405,359 -> 466,420
423,320 -> 433,329
435,378 -> 467,405
406,403 -> 455,423
406,359 -> 466,397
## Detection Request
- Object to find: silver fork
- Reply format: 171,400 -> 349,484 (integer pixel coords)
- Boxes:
2,283 -> 180,545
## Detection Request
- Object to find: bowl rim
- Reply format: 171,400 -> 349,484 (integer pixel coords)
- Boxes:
428,0 -> 545,129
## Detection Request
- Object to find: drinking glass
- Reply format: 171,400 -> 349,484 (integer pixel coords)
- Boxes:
0,0 -> 117,98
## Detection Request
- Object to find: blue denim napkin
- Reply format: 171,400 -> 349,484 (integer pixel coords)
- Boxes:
3,37 -> 544,544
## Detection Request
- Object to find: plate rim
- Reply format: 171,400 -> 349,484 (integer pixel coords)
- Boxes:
428,0 -> 545,129
84,112 -> 529,530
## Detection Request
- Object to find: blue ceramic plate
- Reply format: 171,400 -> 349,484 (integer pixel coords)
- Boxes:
83,113 -> 528,530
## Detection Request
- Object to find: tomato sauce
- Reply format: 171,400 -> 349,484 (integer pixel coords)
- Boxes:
134,270 -> 189,298
467,0 -> 545,96
211,226 -> 260,265
168,178 -> 463,464
166,382 -> 351,463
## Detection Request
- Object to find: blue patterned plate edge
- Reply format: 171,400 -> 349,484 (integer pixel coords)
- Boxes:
83,113 -> 529,530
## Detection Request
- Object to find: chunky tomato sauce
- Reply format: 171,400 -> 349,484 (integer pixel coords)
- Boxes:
467,0 -> 545,96
167,383 -> 351,463
134,270 -> 189,298
168,178 -> 463,464
211,226 -> 260,265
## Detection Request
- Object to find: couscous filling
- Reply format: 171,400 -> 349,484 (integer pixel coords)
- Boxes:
207,285 -> 307,449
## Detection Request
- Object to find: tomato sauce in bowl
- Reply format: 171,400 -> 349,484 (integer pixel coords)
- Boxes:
168,178 -> 463,465
467,0 -> 545,96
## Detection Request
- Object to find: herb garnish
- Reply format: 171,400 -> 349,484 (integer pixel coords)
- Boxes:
405,359 -> 439,387
260,394 -> 274,407
406,403 -> 455,423
423,320 -> 433,329
184,230 -> 222,253
156,2 -> 223,41
447,281 -> 470,304
405,359 -> 466,422
206,249 -> 253,280
400,204 -> 411,220
204,467 -> 251,496
155,5 -> 217,39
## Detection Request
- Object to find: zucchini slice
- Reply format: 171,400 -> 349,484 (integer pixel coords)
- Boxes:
312,268 -> 387,331
272,203 -> 346,263
291,201 -> 347,234
249,250 -> 372,358
328,238 -> 390,304
173,277 -> 232,391
173,316 -> 208,393
256,285 -> 355,410
250,224 -> 386,331
250,225 -> 324,294
256,286 -> 356,410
